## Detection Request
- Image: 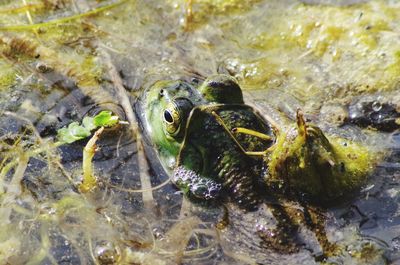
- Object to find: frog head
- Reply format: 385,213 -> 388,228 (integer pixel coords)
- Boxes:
141,80 -> 201,174
141,75 -> 244,174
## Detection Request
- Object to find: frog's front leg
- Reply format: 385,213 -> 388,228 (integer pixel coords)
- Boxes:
173,142 -> 223,202
173,166 -> 222,201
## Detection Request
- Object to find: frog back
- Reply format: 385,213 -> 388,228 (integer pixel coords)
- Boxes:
176,104 -> 274,209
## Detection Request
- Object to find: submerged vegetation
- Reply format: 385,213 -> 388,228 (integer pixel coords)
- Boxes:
0,0 -> 399,264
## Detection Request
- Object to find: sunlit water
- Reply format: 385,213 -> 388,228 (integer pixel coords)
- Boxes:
0,0 -> 399,264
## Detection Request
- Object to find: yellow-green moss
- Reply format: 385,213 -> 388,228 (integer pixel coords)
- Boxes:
326,136 -> 377,193
386,50 -> 400,77
222,0 -> 400,96
266,124 -> 377,203
169,0 -> 261,29
0,68 -> 17,90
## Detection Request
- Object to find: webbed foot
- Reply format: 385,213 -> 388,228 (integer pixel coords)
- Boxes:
257,224 -> 299,254
216,205 -> 230,230
257,204 -> 300,254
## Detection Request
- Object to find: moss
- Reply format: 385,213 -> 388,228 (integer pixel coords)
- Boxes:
325,136 -> 377,196
169,0 -> 261,30
266,120 -> 377,203
238,58 -> 278,89
248,34 -> 288,51
0,67 -> 17,90
386,50 -> 400,77
221,0 -> 400,96
74,55 -> 103,87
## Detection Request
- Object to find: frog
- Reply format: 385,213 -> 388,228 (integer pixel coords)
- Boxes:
141,75 -> 274,208
139,74 -> 378,255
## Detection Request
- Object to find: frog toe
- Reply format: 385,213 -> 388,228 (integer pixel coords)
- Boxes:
257,226 -> 300,254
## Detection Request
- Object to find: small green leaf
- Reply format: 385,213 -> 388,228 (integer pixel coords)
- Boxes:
93,111 -> 119,127
57,127 -> 76,144
82,116 -> 96,131
56,110 -> 119,144
57,122 -> 91,144
69,122 -> 91,138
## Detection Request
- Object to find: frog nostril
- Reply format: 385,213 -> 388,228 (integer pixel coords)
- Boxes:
164,110 -> 174,123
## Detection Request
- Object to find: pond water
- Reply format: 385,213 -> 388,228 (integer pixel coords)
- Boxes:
0,0 -> 399,264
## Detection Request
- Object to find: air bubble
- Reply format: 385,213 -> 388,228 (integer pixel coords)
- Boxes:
152,227 -> 164,240
393,236 -> 400,250
167,157 -> 176,169
192,184 -> 210,198
372,101 -> 382,112
94,241 -> 120,265
174,167 -> 222,200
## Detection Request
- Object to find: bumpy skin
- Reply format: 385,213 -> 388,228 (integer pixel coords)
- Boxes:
142,75 -> 274,209
140,74 -> 376,254
174,105 -> 274,209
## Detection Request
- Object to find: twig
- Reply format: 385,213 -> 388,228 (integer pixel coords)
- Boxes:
100,49 -> 155,211
179,197 -> 192,219
8,153 -> 29,196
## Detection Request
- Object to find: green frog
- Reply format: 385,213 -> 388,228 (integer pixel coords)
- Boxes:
139,74 -> 377,255
141,75 -> 274,208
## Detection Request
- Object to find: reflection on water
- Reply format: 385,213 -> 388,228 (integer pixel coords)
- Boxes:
0,0 -> 399,264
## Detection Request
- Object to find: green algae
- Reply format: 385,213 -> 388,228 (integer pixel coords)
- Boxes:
210,0 -> 400,102
267,116 -> 378,203
0,64 -> 17,90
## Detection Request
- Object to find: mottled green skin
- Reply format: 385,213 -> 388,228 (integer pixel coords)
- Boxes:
175,104 -> 274,208
140,74 -> 377,255
142,75 -> 274,208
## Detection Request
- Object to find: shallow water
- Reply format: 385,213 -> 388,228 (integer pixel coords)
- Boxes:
0,0 -> 399,264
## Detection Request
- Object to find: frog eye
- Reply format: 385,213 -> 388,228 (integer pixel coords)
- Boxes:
163,109 -> 174,124
163,108 -> 180,136
163,98 -> 194,138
